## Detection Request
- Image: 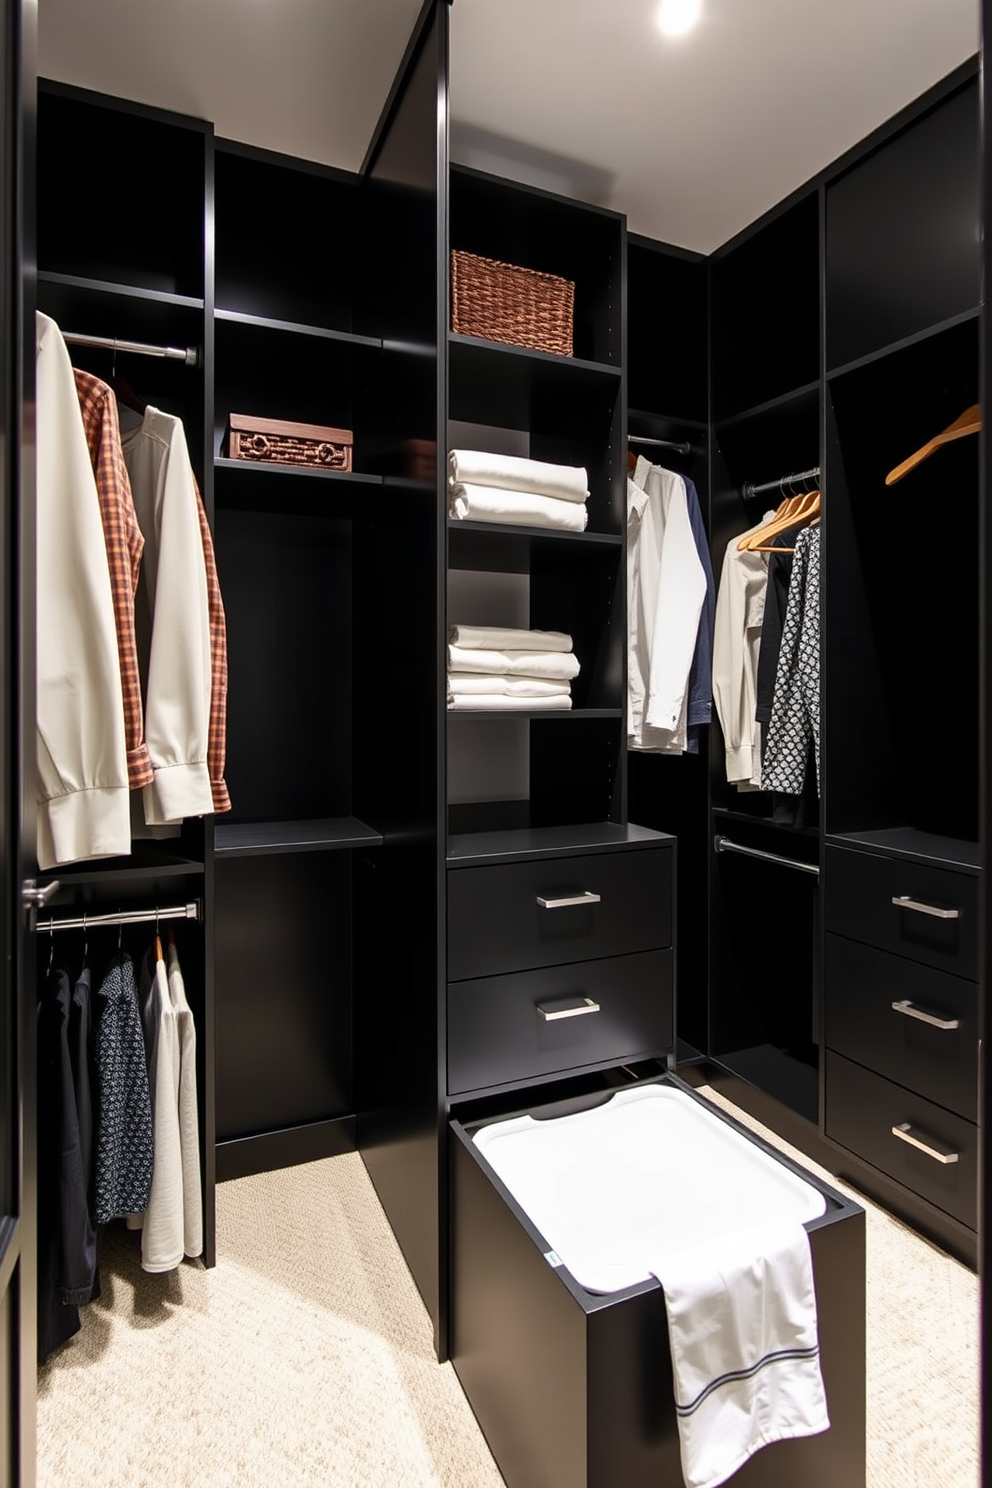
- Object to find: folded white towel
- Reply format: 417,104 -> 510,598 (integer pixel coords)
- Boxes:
448,449 -> 589,503
447,674 -> 571,697
448,645 -> 581,681
447,693 -> 572,711
448,624 -> 573,654
449,482 -> 589,533
651,1221 -> 829,1488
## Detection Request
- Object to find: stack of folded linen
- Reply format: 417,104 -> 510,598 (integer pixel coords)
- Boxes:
448,450 -> 589,533
447,624 -> 580,710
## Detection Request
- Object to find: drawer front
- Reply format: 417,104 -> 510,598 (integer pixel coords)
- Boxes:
825,1052 -> 977,1230
825,935 -> 977,1120
824,847 -> 977,979
447,848 -> 673,982
447,949 -> 673,1095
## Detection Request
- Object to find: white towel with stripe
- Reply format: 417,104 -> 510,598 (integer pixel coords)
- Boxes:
650,1221 -> 829,1488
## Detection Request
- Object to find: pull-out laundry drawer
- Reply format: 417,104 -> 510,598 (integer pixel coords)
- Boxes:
450,1074 -> 865,1488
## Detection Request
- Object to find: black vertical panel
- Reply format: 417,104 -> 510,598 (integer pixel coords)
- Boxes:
2,0 -> 36,1482
352,0 -> 447,1356
980,5 -> 990,1481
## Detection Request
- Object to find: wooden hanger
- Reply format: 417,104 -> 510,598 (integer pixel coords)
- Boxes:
750,492 -> 821,552
885,404 -> 980,486
741,491 -> 819,552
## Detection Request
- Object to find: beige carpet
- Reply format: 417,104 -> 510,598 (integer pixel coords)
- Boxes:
38,1087 -> 980,1488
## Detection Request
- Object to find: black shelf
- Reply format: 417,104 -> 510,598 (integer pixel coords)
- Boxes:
713,807 -> 821,841
628,408 -> 708,434
715,381 -> 820,431
447,708 -> 622,721
447,821 -> 673,868
39,854 -> 205,887
215,307 -> 380,349
449,332 -> 621,382
37,270 -> 204,310
214,817 -> 383,858
825,306 -> 981,382
215,457 -> 381,489
826,827 -> 979,875
447,518 -> 622,547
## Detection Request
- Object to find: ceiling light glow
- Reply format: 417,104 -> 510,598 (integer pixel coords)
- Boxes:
656,0 -> 702,37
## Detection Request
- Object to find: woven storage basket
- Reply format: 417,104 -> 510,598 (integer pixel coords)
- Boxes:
451,250 -> 574,357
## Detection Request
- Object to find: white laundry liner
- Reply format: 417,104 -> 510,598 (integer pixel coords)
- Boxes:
473,1084 -> 827,1294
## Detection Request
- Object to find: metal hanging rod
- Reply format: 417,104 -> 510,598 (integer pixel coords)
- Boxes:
36,900 -> 202,934
63,331 -> 200,368
628,434 -> 693,457
742,465 -> 820,501
714,835 -> 820,878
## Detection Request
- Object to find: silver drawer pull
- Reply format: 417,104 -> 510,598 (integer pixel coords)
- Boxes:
536,997 -> 601,1022
536,891 -> 602,910
891,1122 -> 960,1165
891,895 -> 960,921
891,999 -> 960,1031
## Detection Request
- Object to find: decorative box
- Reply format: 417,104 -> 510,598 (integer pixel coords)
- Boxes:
450,249 -> 574,357
226,413 -> 354,471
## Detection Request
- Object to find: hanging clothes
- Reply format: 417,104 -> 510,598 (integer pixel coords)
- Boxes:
67,964 -> 99,1304
73,368 -> 155,794
37,967 -> 83,1361
194,483 -> 232,814
167,935 -> 203,1260
712,513 -> 775,786
627,455 -> 707,753
762,526 -> 821,797
118,406 -> 216,827
683,477 -> 716,756
35,312 -> 131,870
131,940 -> 185,1273
754,534 -> 795,745
93,951 -> 154,1226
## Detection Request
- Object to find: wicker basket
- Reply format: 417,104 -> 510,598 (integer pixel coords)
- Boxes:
451,250 -> 574,357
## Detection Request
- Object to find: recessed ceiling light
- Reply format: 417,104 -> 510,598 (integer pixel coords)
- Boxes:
656,0 -> 702,37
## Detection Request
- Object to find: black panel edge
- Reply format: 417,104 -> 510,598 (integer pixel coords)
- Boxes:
215,1116 -> 357,1183
450,160 -> 626,226
711,58 -> 979,261
38,76 -> 210,134
360,0 -> 445,179
627,230 -> 706,265
215,134 -> 360,186
979,1 -> 990,1476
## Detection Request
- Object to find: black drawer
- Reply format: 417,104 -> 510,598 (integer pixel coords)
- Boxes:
824,847 -> 977,979
447,848 -> 673,982
825,1052 -> 977,1230
447,949 -> 673,1095
825,935 -> 977,1121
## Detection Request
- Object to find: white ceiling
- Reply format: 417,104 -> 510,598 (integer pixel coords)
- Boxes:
39,0 -> 979,255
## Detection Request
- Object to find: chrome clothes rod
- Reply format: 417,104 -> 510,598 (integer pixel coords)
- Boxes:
742,465 -> 820,501
63,331 -> 200,367
714,835 -> 820,877
37,901 -> 202,934
628,434 -> 693,457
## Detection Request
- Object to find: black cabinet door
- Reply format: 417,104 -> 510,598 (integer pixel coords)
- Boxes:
1,1 -> 37,1481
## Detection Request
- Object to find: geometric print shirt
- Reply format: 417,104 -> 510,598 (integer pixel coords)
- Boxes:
93,951 -> 154,1225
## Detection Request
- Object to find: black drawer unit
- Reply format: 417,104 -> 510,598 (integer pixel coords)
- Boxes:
448,950 -> 674,1095
825,1052 -> 978,1230
824,934 -> 978,1121
448,847 -> 673,982
823,846 -> 977,979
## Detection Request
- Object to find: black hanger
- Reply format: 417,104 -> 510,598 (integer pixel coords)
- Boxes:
110,341 -> 148,416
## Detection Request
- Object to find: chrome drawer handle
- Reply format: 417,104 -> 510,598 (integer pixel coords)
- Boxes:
891,999 -> 960,1031
891,1122 -> 960,1165
536,997 -> 601,1022
536,891 -> 601,910
891,895 -> 959,921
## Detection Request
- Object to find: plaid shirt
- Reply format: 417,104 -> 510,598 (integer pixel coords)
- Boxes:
74,370 -> 155,791
192,477 -> 231,814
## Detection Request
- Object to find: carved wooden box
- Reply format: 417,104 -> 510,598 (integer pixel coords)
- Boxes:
226,413 -> 353,472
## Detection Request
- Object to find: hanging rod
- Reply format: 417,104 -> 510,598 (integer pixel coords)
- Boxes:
628,434 -> 693,457
63,331 -> 200,368
742,465 -> 820,501
36,900 -> 202,934
714,835 -> 820,877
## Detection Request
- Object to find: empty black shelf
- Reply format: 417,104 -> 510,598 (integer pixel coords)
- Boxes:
447,707 -> 622,721
447,820 -> 673,867
214,817 -> 383,857
715,381 -> 821,430
215,457 -> 381,487
215,307 -> 381,348
826,827 -> 979,875
40,850 -> 205,886
38,270 -> 204,309
447,518 -> 622,546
